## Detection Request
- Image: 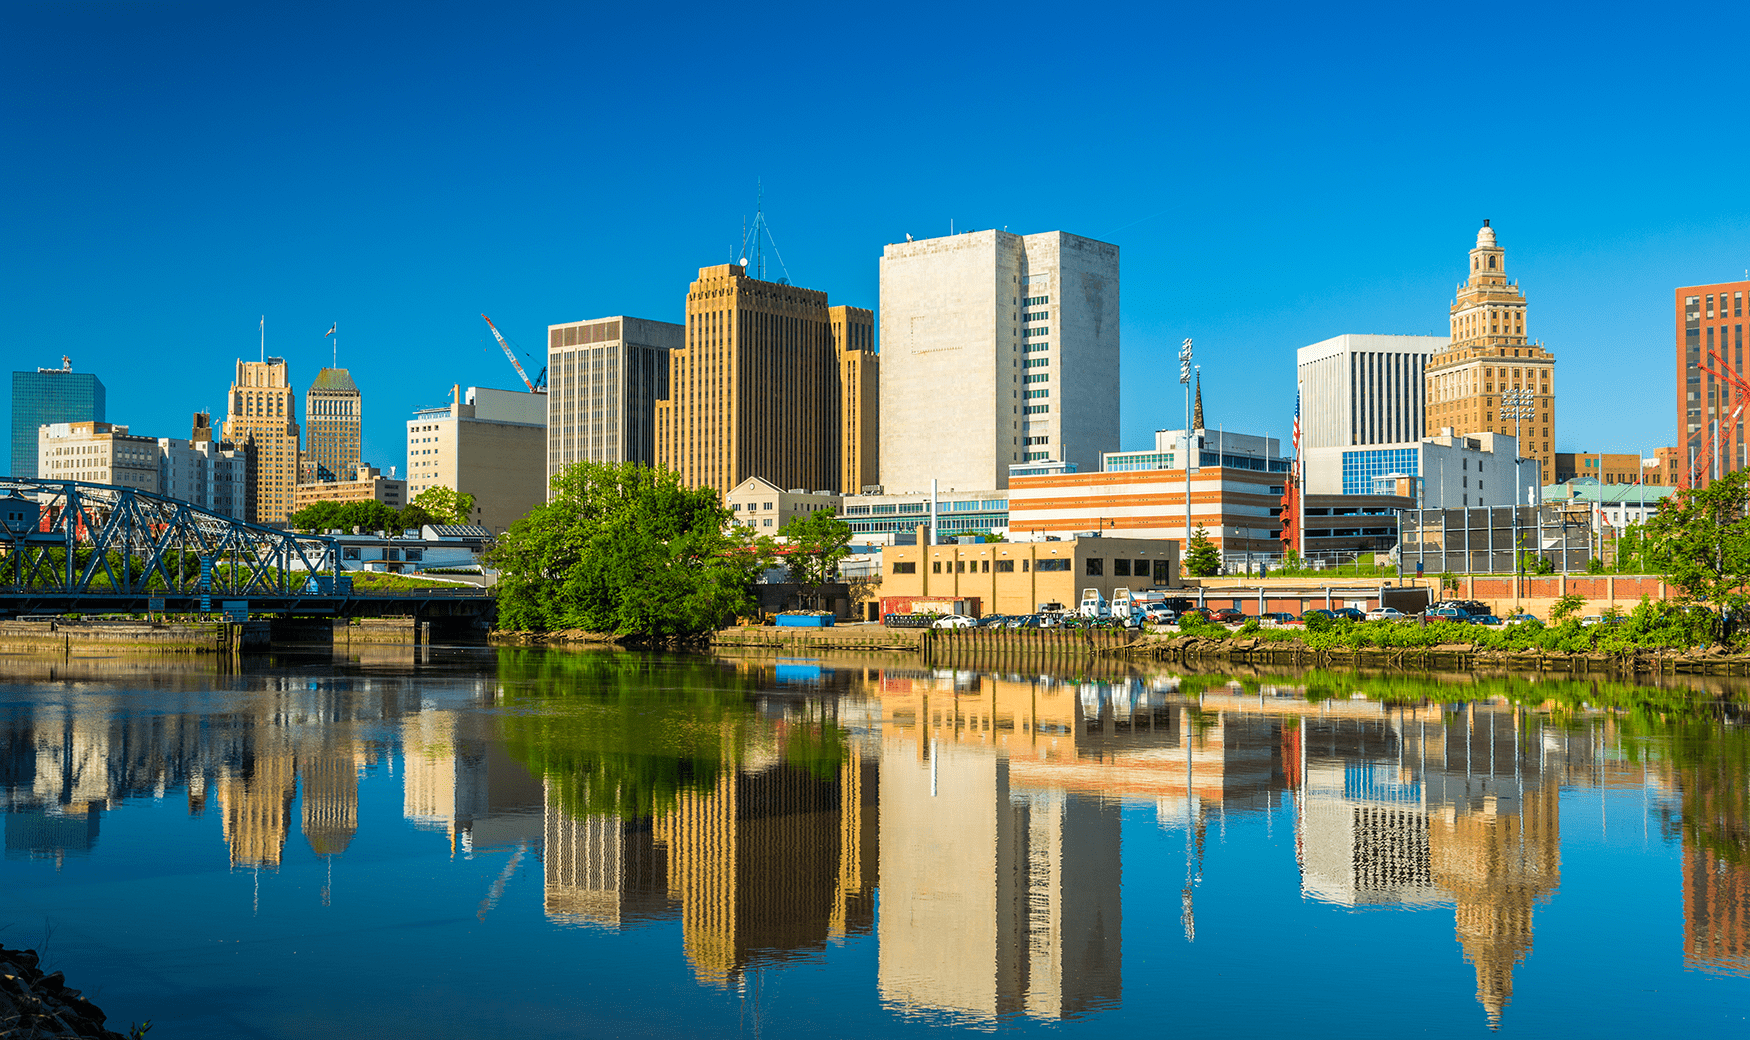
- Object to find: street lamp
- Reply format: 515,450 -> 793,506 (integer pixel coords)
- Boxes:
1180,339 -> 1193,565
1503,386 -> 1535,580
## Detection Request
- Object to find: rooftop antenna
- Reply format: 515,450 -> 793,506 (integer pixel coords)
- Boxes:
259,315 -> 265,363
735,179 -> 791,284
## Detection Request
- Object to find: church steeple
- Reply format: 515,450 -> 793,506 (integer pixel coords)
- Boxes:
1193,373 -> 1205,431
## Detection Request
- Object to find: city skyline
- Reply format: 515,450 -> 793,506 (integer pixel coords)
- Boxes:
6,5 -> 1747,477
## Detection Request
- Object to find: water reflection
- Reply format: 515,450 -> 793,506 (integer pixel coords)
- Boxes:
0,650 -> 1747,1037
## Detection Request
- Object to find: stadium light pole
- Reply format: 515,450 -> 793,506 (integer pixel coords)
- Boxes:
1180,339 -> 1193,569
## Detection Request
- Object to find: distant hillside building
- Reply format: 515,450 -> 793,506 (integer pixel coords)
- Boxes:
11,360 -> 104,479
37,421 -> 159,492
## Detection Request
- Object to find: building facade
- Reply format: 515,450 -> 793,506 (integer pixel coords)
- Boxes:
406,385 -> 546,534
159,414 -> 247,518
1007,464 -> 1288,557
1553,452 -> 1645,485
303,368 -> 362,482
1424,222 -> 1556,480
1675,279 -> 1750,488
292,465 -> 406,513
1297,334 -> 1445,449
11,362 -> 104,479
832,305 -> 879,494
545,315 -> 681,486
37,421 -> 160,492
841,487 -> 1009,539
723,476 -> 842,532
879,534 -> 1179,616
222,358 -> 302,524
878,230 -> 1119,492
1305,429 -> 1540,508
1646,446 -> 1684,487
654,264 -> 846,495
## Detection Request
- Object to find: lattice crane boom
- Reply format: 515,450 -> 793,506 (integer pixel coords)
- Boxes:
481,313 -> 541,394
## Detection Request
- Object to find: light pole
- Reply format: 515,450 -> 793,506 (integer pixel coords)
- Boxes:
1503,387 -> 1534,579
1180,339 -> 1193,567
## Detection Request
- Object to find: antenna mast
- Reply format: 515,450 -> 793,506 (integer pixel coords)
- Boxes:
735,180 -> 791,284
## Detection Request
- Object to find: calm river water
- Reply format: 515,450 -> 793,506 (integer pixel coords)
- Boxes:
2,646 -> 1747,1038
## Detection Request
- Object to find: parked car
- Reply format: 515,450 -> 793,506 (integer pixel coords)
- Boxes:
1141,606 -> 1178,625
1210,608 -> 1246,624
932,614 -> 977,629
1580,615 -> 1605,627
1006,615 -> 1042,628
1299,609 -> 1336,623
1365,606 -> 1406,621
1506,612 -> 1538,624
1468,614 -> 1503,625
1259,611 -> 1298,625
1427,605 -> 1470,621
976,614 -> 1010,628
1178,607 -> 1213,624
1330,607 -> 1367,622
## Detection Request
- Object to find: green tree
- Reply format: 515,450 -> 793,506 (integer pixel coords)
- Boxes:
1549,592 -> 1585,623
288,499 -> 401,534
1185,526 -> 1221,577
779,507 -> 853,610
411,485 -> 477,526
1644,469 -> 1750,621
485,461 -> 767,641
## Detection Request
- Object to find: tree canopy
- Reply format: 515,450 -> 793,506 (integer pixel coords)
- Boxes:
777,507 -> 852,605
1185,526 -> 1222,577
1645,469 -> 1750,616
288,498 -> 415,534
411,485 -> 477,526
486,461 -> 768,641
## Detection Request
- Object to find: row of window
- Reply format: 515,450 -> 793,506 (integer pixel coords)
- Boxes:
1022,311 -> 1048,322
1024,357 -> 1049,368
912,557 -> 1169,579
1025,373 -> 1049,384
1022,327 -> 1050,338
1703,291 -> 1746,319
1024,295 -> 1050,306
1025,389 -> 1049,399
1025,404 -> 1049,414
1024,341 -> 1050,353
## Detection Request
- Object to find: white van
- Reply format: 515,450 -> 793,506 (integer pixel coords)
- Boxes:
1079,589 -> 1110,618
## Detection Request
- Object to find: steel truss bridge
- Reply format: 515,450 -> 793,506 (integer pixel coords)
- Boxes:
0,479 -> 490,619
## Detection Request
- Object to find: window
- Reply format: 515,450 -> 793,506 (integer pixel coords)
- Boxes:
1025,389 -> 1049,399
1153,560 -> 1171,582
1024,357 -> 1049,368
1022,311 -> 1049,322
981,560 -> 990,572
995,559 -> 1015,572
1022,559 -> 1030,571
932,561 -> 942,573
1114,559 -> 1131,576
763,502 -> 773,510
1024,295 -> 1050,306
1023,342 -> 1050,353
1037,558 -> 1070,571
763,519 -> 772,526
732,503 -> 741,510
892,562 -> 916,574
1085,558 -> 1103,576
1025,374 -> 1049,384
1134,559 -> 1149,575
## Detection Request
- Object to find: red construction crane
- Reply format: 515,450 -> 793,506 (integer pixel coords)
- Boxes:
481,314 -> 545,394
1690,346 -> 1750,489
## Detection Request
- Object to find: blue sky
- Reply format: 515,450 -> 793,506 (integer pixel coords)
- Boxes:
5,0 -> 1748,476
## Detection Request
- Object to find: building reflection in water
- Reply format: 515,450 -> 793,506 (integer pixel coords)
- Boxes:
3,651 -> 1749,1025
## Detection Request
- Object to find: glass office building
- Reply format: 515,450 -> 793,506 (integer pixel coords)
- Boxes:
11,367 -> 106,478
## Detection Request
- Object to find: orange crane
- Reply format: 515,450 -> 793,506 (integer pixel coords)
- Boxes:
480,314 -> 546,394
1691,346 -> 1750,489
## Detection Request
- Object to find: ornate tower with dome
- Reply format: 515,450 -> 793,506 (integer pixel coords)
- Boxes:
1424,221 -> 1557,485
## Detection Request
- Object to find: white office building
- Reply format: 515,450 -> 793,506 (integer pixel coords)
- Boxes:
1297,334 -> 1446,449
1305,428 -> 1540,508
878,229 -> 1119,492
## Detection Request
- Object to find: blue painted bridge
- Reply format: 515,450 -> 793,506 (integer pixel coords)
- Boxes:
0,478 -> 492,623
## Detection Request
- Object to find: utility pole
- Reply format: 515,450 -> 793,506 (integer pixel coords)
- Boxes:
1180,339 -> 1193,568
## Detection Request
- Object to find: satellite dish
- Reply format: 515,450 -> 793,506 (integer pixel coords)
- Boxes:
739,258 -> 748,267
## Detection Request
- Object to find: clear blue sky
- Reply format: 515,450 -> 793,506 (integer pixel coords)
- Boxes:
5,0 -> 1748,477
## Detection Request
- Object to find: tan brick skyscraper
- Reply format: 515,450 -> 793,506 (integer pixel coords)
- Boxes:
1424,222 -> 1556,485
654,263 -> 845,494
831,304 -> 878,494
223,358 -> 302,524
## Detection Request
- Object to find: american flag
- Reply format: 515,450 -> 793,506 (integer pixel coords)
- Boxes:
1292,392 -> 1301,458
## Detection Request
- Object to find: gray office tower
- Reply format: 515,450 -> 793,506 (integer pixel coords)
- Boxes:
11,361 -> 106,478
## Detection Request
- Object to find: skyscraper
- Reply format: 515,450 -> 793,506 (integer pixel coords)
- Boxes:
1297,334 -> 1445,449
879,230 -> 1119,492
832,305 -> 879,494
653,263 -> 848,494
10,360 -> 104,478
1424,221 -> 1556,480
545,316 -> 681,487
1675,279 -> 1749,487
303,368 -> 362,482
222,358 -> 302,524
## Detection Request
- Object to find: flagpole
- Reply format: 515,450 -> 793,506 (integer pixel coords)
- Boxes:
260,315 -> 265,363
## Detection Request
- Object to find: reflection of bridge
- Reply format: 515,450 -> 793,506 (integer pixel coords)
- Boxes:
0,479 -> 491,621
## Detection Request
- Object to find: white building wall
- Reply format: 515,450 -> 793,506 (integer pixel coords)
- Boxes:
879,229 -> 1118,494
1304,430 -> 1540,508
1296,334 -> 1446,449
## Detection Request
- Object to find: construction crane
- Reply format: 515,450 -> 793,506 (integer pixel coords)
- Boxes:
1690,346 -> 1750,489
480,314 -> 546,394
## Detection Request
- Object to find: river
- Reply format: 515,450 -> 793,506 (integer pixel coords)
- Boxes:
2,646 -> 1746,1038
